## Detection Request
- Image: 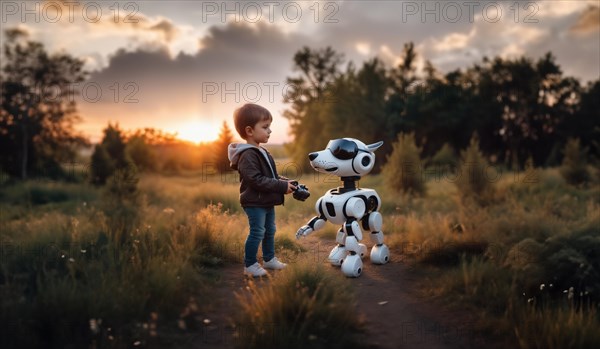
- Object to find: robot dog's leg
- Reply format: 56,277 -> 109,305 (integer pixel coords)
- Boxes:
328,225 -> 368,267
340,219 -> 364,277
328,228 -> 347,266
362,211 -> 390,264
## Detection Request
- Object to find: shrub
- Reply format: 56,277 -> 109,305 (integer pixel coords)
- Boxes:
429,143 -> 457,170
382,132 -> 426,196
456,134 -> 494,202
560,138 -> 590,186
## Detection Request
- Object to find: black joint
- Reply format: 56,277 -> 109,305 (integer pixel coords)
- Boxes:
361,214 -> 370,230
307,216 -> 320,229
344,219 -> 356,236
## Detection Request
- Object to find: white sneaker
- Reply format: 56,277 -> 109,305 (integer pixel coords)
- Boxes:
263,257 -> 287,270
244,262 -> 267,277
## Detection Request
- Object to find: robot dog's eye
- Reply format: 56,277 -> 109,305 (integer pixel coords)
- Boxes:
327,139 -> 358,160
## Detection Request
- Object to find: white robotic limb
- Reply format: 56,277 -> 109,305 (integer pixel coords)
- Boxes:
296,215 -> 327,239
340,218 -> 365,277
361,211 -> 390,264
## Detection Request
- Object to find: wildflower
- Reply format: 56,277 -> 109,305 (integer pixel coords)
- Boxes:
539,284 -> 545,290
68,258 -> 75,263
568,287 -> 574,300
89,319 -> 99,334
133,340 -> 141,346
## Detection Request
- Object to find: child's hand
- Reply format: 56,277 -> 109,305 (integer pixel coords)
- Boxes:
286,180 -> 297,194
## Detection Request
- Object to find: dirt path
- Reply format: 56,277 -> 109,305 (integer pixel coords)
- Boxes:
188,238 -> 483,349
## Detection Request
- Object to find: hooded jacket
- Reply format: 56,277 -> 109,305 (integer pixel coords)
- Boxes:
228,143 -> 288,207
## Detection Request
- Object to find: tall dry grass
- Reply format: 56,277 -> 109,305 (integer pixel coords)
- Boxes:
235,261 -> 363,349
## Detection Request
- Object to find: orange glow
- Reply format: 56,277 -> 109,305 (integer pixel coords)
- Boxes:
171,120 -> 220,144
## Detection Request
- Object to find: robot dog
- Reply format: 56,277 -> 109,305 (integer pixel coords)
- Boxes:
296,138 -> 390,277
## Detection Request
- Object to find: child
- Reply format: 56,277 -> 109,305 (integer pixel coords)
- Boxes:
227,103 -> 296,277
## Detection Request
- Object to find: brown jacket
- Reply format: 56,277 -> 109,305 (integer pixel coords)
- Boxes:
228,143 -> 288,207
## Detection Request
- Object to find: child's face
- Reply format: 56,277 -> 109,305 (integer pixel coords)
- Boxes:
246,119 -> 271,145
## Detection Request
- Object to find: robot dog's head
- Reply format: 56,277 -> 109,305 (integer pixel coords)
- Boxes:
308,138 -> 383,177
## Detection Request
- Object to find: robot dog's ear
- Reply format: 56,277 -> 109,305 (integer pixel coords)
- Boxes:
366,141 -> 383,152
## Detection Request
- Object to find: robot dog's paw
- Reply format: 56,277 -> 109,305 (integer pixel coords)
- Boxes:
296,225 -> 313,239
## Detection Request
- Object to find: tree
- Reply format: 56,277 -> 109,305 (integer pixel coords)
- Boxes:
90,144 -> 114,185
0,28 -> 88,179
213,121 -> 234,173
102,123 -> 129,168
90,123 -> 134,185
127,135 -> 157,172
283,46 -> 344,170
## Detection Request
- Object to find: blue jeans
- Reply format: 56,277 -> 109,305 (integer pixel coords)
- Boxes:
243,207 -> 276,267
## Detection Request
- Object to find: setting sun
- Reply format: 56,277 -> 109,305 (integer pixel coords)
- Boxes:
171,120 -> 220,144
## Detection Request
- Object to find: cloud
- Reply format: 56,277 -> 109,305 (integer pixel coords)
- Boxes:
149,19 -> 179,42
416,3 -> 598,81
570,5 -> 600,35
80,22 -> 313,143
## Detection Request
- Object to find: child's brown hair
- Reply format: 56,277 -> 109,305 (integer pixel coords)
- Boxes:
233,103 -> 273,139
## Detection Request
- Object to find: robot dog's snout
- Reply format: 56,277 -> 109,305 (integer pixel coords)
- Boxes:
308,152 -> 319,161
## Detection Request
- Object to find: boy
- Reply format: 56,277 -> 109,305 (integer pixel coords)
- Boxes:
227,103 -> 296,277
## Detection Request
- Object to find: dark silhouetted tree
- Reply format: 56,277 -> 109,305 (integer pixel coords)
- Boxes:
126,129 -> 158,172
90,123 -> 134,185
90,144 -> 113,185
213,121 -> 234,173
0,28 -> 88,179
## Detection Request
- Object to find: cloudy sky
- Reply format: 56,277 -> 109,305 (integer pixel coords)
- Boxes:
1,0 -> 598,143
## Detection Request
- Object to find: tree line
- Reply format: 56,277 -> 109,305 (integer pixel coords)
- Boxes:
0,29 -> 235,182
283,44 -> 599,172
2,29 -> 598,181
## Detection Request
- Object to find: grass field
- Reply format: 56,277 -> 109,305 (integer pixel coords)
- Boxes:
0,166 -> 599,348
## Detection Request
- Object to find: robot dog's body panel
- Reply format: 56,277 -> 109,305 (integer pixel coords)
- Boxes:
296,138 -> 390,277
317,188 -> 380,225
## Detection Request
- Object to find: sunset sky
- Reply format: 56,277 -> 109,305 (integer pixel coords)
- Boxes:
1,0 -> 598,144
